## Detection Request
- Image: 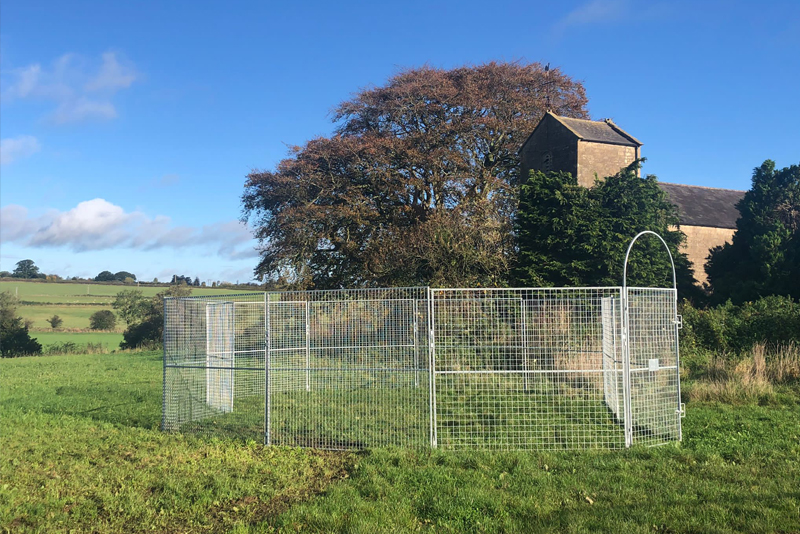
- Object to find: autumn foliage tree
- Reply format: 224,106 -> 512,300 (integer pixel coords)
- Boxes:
242,62 -> 588,289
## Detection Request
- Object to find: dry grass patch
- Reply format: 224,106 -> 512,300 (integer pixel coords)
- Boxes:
687,342 -> 800,403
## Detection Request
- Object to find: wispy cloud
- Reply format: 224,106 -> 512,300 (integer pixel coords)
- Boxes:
2,51 -> 138,124
552,0 -> 670,34
52,97 -> 117,123
0,199 -> 258,260
85,52 -> 137,92
137,173 -> 181,192
553,0 -> 630,34
0,135 -> 41,165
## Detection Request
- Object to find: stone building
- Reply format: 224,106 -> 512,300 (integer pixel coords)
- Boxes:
520,112 -> 745,286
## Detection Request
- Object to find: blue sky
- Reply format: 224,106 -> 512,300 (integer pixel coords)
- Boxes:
1,0 -> 798,283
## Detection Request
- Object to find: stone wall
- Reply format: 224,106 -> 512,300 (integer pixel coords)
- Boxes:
577,141 -> 637,188
678,225 -> 735,286
519,114 -> 578,182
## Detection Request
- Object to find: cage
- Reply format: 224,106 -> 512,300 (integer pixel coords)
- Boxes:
162,232 -> 684,450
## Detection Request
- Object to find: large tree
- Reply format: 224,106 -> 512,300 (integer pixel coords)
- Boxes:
95,271 -> 115,282
114,271 -> 137,282
242,62 -> 588,289
514,162 -> 700,299
12,259 -> 41,279
706,160 -> 800,304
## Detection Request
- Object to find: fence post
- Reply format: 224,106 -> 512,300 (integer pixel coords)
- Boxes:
305,300 -> 311,392
521,298 -> 529,392
413,299 -> 419,388
161,297 -> 169,432
427,287 -> 438,449
621,288 -> 633,448
673,287 -> 684,441
264,292 -> 271,446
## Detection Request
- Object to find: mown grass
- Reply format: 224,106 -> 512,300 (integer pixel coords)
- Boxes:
2,352 -> 799,533
0,352 -> 354,533
17,304 -> 116,331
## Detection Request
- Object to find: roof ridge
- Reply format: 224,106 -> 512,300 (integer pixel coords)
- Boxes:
555,114 -> 601,124
548,112 -> 641,146
547,112 -> 584,138
659,182 -> 746,193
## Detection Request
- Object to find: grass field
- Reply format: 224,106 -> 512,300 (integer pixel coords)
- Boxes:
17,304 -> 116,331
31,331 -> 125,349
2,351 -> 799,533
1,280 -> 261,349
0,280 -> 259,304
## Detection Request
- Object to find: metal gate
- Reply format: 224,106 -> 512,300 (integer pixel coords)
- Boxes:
429,288 -> 629,450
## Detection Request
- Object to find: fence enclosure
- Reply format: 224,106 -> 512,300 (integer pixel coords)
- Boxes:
163,284 -> 682,450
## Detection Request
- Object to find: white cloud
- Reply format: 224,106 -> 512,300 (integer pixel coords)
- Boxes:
0,199 -> 257,260
0,135 -> 41,165
2,51 -> 137,124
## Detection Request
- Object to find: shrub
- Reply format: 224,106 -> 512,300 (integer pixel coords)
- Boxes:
45,342 -> 108,355
120,285 -> 192,349
680,296 -> 800,354
47,315 -> 63,329
89,310 -> 117,330
0,291 -> 42,357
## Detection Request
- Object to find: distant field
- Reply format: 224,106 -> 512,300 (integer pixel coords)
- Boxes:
31,331 -> 125,349
0,280 -> 259,305
2,281 -> 261,346
17,304 -> 114,330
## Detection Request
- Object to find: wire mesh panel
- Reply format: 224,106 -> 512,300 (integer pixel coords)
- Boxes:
206,302 -> 234,412
266,287 -> 430,449
601,297 -> 623,421
430,288 -> 627,451
163,293 -> 266,441
626,288 -> 681,446
163,284 -> 681,450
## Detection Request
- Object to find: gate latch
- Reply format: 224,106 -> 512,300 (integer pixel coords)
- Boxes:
678,402 -> 686,418
675,314 -> 683,329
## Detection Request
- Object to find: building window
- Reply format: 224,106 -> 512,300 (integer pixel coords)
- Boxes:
542,151 -> 553,171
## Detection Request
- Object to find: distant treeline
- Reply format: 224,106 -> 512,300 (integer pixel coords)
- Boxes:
1,259 -> 264,291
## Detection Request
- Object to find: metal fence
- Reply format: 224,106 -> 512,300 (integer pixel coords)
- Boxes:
163,284 -> 683,451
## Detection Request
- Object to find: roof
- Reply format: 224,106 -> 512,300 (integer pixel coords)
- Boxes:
659,182 -> 745,229
550,112 -> 642,147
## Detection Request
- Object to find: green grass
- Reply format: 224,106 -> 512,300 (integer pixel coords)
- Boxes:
1,280 -> 261,349
0,353 -> 352,533
2,352 -> 799,533
31,331 -> 125,349
18,304 -> 116,331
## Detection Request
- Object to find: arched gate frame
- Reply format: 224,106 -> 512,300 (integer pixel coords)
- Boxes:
620,231 -> 685,447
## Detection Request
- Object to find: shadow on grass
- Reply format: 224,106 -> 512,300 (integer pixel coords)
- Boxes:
15,351 -> 167,431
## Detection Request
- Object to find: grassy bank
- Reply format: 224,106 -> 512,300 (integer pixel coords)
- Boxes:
1,352 -> 799,533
